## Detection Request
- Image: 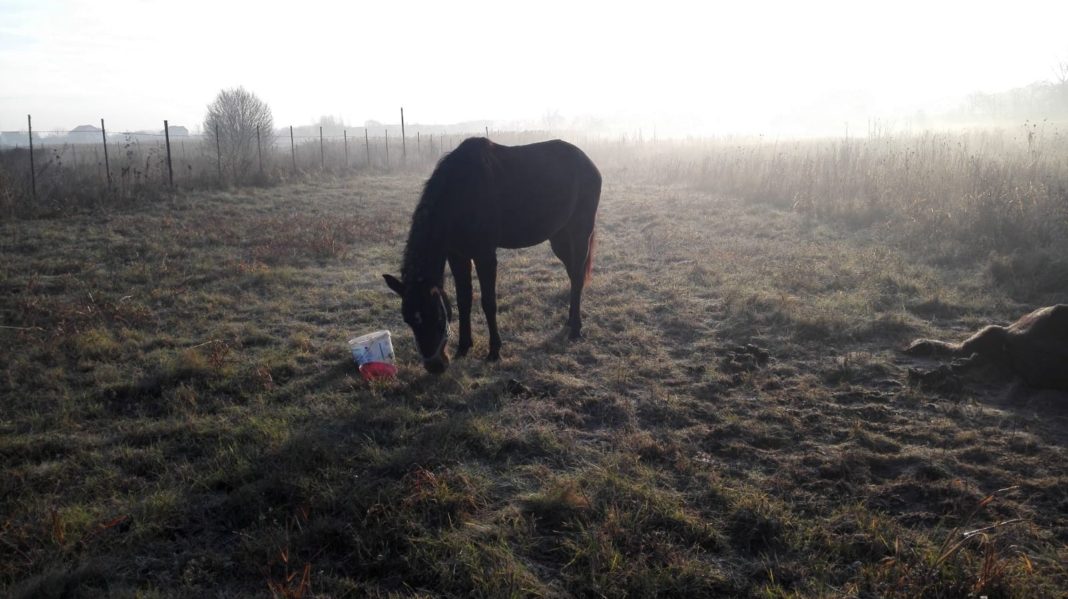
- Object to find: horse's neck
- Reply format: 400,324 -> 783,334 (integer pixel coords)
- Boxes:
411,250 -> 447,285
403,211 -> 449,285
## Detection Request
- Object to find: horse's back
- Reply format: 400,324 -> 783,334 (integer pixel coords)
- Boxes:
490,140 -> 600,248
497,139 -> 600,190
1008,304 -> 1068,336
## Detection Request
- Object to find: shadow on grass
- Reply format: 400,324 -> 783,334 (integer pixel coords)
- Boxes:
10,355 -> 531,597
167,369 -> 520,594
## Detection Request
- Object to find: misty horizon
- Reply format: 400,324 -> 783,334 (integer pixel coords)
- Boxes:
3,0 -> 1068,139
4,79 -> 1068,146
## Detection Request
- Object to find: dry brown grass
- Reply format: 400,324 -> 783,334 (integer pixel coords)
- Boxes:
1,149 -> 1067,597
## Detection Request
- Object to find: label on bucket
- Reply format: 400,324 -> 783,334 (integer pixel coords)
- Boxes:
349,331 -> 396,367
352,344 -> 391,365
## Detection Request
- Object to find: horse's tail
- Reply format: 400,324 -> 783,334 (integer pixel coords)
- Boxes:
579,158 -> 601,288
583,223 -> 597,287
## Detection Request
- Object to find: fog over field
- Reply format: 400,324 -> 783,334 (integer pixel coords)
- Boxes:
2,0 -> 1068,136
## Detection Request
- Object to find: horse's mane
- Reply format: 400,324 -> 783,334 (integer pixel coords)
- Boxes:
401,138 -> 495,283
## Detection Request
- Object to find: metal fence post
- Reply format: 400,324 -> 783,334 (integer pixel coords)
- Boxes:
101,118 -> 111,188
290,125 -> 296,173
27,115 -> 37,202
164,119 -> 174,188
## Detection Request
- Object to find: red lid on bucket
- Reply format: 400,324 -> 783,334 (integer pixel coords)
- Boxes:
359,361 -> 397,381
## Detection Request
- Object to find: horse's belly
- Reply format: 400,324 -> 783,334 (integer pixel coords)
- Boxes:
1011,344 -> 1068,390
498,235 -> 548,250
497,197 -> 575,247
498,219 -> 568,249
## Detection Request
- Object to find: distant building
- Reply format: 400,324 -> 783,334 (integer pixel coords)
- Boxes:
165,125 -> 189,137
69,124 -> 103,143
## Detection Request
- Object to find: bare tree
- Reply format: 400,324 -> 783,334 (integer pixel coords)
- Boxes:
203,87 -> 274,183
317,115 -> 346,137
1054,59 -> 1068,85
1053,58 -> 1068,115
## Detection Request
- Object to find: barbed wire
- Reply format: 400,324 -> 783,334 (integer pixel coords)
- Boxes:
2,131 -> 474,139
0,134 -> 496,150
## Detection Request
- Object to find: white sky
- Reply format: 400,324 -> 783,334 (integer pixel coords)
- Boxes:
1,0 -> 1066,135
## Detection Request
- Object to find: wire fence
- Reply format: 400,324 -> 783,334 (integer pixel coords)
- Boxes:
0,126 -> 494,173
2,113 -> 613,215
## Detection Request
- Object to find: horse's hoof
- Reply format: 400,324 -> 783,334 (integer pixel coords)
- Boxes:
485,350 -> 501,362
455,345 -> 471,358
568,330 -> 584,341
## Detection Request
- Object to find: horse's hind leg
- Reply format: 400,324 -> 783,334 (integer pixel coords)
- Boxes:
550,230 -> 586,339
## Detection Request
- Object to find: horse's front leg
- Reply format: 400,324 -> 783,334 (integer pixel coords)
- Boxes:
448,253 -> 473,358
474,253 -> 501,361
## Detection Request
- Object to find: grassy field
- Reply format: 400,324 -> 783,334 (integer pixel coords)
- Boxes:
2,162 -> 1067,596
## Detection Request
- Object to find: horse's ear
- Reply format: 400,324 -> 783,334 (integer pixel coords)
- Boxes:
383,274 -> 405,296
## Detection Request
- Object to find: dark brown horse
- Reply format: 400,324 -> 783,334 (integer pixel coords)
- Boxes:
384,137 -> 601,373
904,304 -> 1068,391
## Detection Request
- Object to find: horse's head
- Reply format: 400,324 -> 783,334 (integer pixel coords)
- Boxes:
383,274 -> 452,373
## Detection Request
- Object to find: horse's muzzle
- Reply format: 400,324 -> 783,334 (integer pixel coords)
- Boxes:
423,350 -> 449,374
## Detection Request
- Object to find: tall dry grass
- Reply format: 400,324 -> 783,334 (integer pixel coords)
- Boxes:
741,129 -> 1063,251
588,124 -> 1068,256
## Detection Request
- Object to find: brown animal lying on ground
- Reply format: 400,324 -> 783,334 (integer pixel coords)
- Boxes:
904,305 -> 1068,391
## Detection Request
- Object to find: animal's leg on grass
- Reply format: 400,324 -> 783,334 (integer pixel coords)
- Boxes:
552,229 -> 589,340
448,253 -> 473,358
474,253 -> 501,361
550,233 -> 579,331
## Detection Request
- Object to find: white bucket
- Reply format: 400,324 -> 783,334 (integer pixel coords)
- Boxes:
348,330 -> 396,367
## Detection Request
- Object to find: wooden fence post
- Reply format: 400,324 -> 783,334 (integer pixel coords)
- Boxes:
101,119 -> 111,188
365,128 -> 371,168
27,115 -> 36,202
344,129 -> 349,168
163,120 -> 174,188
